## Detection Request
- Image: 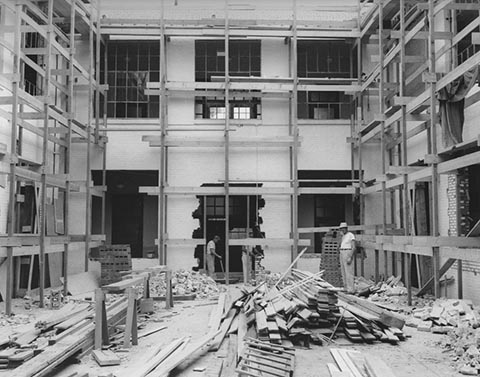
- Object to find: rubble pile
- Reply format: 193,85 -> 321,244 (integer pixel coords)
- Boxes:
149,269 -> 223,299
439,324 -> 480,375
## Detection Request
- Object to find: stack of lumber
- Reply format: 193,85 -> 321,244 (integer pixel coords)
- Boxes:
0,299 -> 128,376
408,298 -> 480,333
329,348 -> 397,377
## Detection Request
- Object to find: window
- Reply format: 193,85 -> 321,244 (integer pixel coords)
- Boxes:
195,40 -> 261,120
297,91 -> 351,120
195,40 -> 261,81
297,40 -> 354,78
100,41 -> 160,118
195,97 -> 261,120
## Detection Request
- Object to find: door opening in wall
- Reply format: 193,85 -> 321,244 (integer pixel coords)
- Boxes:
92,170 -> 158,258
192,184 -> 265,277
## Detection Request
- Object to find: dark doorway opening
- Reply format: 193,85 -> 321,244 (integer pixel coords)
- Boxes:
92,170 -> 158,258
193,184 -> 265,275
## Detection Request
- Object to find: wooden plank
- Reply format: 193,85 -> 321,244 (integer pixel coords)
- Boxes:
208,292 -> 226,331
255,310 -> 268,333
209,309 -> 237,351
237,311 -> 247,362
102,273 -> 148,292
92,350 -> 121,366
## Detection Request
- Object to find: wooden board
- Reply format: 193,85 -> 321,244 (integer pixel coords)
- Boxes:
364,354 -> 397,377
92,350 -> 121,366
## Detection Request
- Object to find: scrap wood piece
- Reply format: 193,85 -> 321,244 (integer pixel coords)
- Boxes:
255,310 -> 268,334
148,329 -> 222,377
117,337 -> 189,377
330,349 -> 364,377
364,354 -> 397,377
11,329 -> 42,347
327,362 -> 353,377
237,312 -> 248,362
208,293 -> 226,331
9,349 -> 35,362
138,325 -> 167,339
209,309 -> 238,352
49,318 -> 91,345
54,308 -> 93,331
92,350 -> 121,366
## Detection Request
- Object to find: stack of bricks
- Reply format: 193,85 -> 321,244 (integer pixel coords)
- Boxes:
98,245 -> 132,286
319,235 -> 343,287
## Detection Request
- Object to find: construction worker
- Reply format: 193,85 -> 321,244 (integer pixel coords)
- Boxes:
206,235 -> 222,279
338,222 -> 356,293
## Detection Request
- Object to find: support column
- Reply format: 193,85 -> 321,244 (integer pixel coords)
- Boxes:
224,0 -> 230,284
428,0 -> 440,298
158,0 -> 167,265
39,0 -> 54,306
291,0 -> 299,264
5,4 -> 22,315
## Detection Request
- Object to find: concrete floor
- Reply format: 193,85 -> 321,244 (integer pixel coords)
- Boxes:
45,284 -> 464,377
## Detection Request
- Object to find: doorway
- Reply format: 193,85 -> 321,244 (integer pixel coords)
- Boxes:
112,194 -> 144,258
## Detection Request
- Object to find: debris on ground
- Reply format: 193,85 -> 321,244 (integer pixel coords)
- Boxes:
149,269 -> 224,299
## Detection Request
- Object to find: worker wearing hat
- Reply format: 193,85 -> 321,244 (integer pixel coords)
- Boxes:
338,222 -> 356,293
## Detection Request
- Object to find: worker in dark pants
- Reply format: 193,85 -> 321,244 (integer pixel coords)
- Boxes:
338,222 -> 356,293
206,235 -> 222,279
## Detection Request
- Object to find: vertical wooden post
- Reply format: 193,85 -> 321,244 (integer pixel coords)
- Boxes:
428,0 -> 440,298
165,269 -> 173,309
39,0 -> 54,307
433,247 -> 440,298
158,0 -> 167,265
63,0 -> 77,297
292,0 -> 299,266
457,259 -> 463,299
399,0 -> 411,305
94,288 -> 107,349
224,0 -> 230,285
84,2 -> 95,272
124,287 -> 138,348
5,4 -> 22,315
377,1 -> 389,282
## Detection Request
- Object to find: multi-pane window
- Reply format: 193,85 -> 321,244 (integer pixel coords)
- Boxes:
195,40 -> 261,120
101,41 -> 160,118
195,40 -> 261,81
298,91 -> 351,120
297,40 -> 354,78
195,97 -> 261,120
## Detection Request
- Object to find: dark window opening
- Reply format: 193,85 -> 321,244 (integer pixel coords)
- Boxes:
100,41 -> 160,118
195,40 -> 261,82
24,32 -> 43,96
195,95 -> 261,119
298,91 -> 351,120
297,40 -> 355,79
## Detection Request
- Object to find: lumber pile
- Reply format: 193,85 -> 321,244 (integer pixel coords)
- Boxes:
329,348 -> 397,377
0,299 -> 128,376
149,269 -> 223,299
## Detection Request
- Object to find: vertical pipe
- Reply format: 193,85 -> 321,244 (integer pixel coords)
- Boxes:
378,1 -> 388,279
63,0 -> 77,297
84,3 -> 94,271
428,0 -> 440,298
39,0 -> 54,307
158,0 -> 166,265
291,0 -> 299,264
6,4 -> 22,315
224,0 -> 230,284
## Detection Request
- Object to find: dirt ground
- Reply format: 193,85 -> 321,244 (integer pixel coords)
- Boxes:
0,284 -> 467,377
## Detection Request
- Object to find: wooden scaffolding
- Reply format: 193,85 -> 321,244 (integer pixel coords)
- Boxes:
353,0 -> 480,304
0,0 -> 107,314
99,0 -> 362,283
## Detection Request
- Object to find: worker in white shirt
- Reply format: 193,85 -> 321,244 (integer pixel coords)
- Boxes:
338,222 -> 356,293
206,235 -> 221,278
